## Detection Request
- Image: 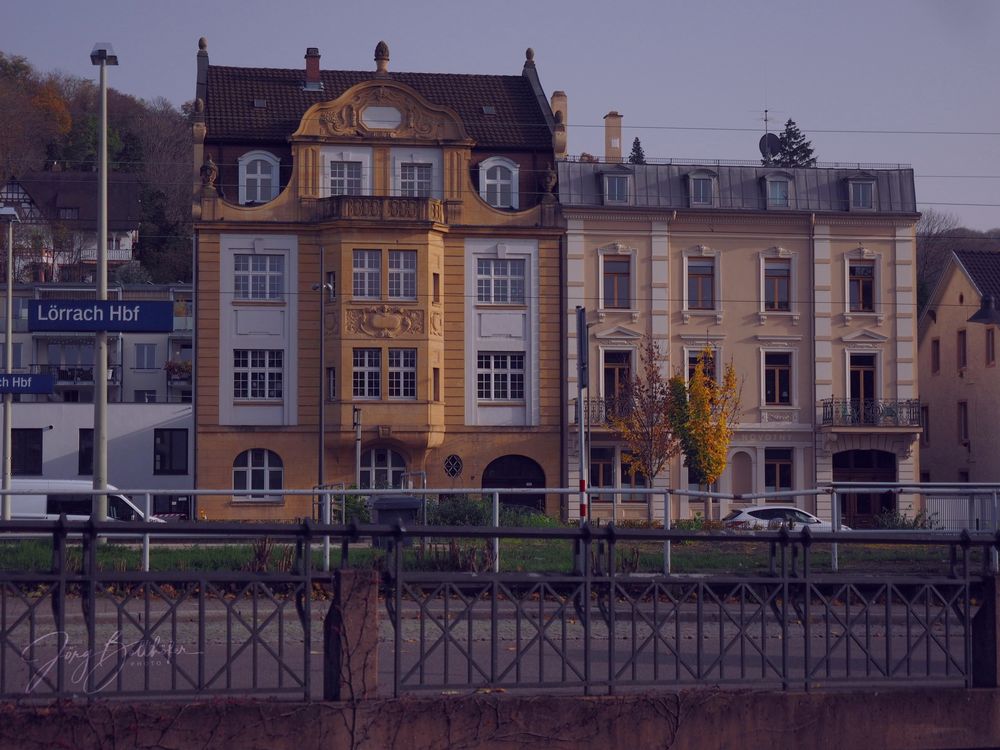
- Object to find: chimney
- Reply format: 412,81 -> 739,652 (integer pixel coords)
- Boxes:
304,47 -> 322,90
604,111 -> 623,162
550,91 -> 567,158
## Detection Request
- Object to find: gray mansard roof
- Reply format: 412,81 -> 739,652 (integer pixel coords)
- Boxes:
558,161 -> 917,215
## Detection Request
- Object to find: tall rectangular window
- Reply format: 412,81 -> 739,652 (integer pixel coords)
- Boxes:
764,448 -> 793,492
764,352 -> 792,405
958,329 -> 967,370
958,401 -> 969,443
687,349 -> 716,382
134,390 -> 156,403
353,348 -> 381,399
388,348 -> 417,399
12,428 -> 42,475
687,259 -> 715,310
476,258 -> 525,304
603,258 -> 631,309
850,181 -> 874,210
352,249 -> 381,299
988,328 -> 996,367
78,429 -> 93,475
153,428 -> 188,475
921,406 -> 930,446
477,352 -> 525,401
330,161 -> 362,196
848,261 -> 875,312
691,177 -> 713,205
388,250 -> 417,300
400,163 -> 432,197
763,259 -> 791,311
327,367 -> 336,401
931,338 -> 940,374
767,180 -> 789,207
134,343 -> 156,369
234,254 -> 284,300
605,175 -> 628,203
233,349 -> 283,400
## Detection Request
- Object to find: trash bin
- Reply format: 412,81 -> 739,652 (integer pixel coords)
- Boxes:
371,495 -> 423,547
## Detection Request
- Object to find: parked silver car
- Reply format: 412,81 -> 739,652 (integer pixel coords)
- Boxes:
722,505 -> 850,531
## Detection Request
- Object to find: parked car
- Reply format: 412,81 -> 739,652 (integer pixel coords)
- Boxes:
722,505 -> 849,531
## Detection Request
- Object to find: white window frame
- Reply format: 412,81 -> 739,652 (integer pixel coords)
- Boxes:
391,148 -> 443,199
688,170 -> 718,207
134,343 -> 156,370
849,179 -> 876,211
237,150 -> 280,205
843,247 -> 884,323
477,257 -> 526,305
232,448 -> 283,500
388,348 -> 417,400
353,348 -> 381,399
682,246 -> 722,323
353,249 -> 381,299
763,172 -> 794,209
399,163 -> 433,198
758,247 -> 799,324
478,156 -> 519,209
388,250 -> 417,300
360,448 -> 407,490
761,348 -> 795,407
603,173 -> 631,206
320,147 -> 372,197
330,160 -> 363,196
233,349 -> 283,401
597,242 -> 637,315
477,352 -> 525,401
234,253 -> 285,301
844,348 -> 882,403
683,345 -> 722,385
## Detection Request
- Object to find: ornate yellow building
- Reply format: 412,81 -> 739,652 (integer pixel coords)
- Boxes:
191,40 -> 565,518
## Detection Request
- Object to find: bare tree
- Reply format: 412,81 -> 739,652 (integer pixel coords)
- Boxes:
916,208 -> 960,311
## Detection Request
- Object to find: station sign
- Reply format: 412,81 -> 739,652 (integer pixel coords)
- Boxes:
28,301 -> 174,333
0,373 -> 54,394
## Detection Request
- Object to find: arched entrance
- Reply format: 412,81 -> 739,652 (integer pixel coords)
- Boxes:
833,449 -> 896,528
482,455 -> 545,510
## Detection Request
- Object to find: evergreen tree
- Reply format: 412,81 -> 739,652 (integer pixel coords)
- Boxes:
628,137 -> 646,165
773,119 -> 816,167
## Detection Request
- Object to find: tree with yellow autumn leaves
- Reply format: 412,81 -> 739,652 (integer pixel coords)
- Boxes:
608,340 -> 740,489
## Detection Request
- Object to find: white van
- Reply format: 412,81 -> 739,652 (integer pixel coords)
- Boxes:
4,479 -> 163,523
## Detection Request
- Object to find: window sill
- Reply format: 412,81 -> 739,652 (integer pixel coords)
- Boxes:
230,496 -> 284,505
843,310 -> 885,325
597,308 -> 639,323
682,309 -> 723,325
477,401 -> 526,407
232,400 -> 284,406
758,309 -> 800,325
232,299 -> 286,307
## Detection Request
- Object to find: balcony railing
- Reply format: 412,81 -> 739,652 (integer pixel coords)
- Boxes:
32,364 -> 122,386
308,195 -> 445,224
576,395 -> 633,426
821,398 -> 921,427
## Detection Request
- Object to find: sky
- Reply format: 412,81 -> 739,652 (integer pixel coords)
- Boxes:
3,0 -> 999,230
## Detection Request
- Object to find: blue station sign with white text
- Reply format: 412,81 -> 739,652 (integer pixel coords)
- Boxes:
28,300 -> 174,333
0,373 -> 54,394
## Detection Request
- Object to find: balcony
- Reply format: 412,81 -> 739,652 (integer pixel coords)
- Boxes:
575,395 -> 633,426
32,364 -> 122,386
820,398 -> 921,428
306,195 -> 445,224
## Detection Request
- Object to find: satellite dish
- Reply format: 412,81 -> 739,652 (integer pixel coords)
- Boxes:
759,133 -> 781,160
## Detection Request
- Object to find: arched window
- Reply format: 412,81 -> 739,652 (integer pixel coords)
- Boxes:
478,157 -> 519,209
360,448 -> 407,489
238,151 -> 280,205
233,448 -> 283,496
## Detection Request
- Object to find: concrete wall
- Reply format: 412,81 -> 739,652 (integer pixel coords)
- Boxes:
3,689 -> 998,749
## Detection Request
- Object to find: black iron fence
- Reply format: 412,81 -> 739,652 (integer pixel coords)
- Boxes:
1,519 -> 997,702
821,398 -> 922,427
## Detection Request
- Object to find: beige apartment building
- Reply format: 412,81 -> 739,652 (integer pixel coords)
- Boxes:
190,40 -> 565,520
918,249 -> 1000,483
559,115 -> 922,527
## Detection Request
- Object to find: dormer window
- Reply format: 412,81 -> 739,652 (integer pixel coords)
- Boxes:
763,172 -> 793,208
848,178 -> 876,211
688,170 -> 718,207
238,150 -> 280,205
605,175 -> 629,203
478,156 -> 519,209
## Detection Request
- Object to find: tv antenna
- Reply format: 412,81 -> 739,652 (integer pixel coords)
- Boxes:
759,108 -> 780,164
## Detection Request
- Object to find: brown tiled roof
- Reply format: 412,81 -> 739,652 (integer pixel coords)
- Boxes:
205,66 -> 553,150
955,249 -> 1000,299
16,171 -> 141,231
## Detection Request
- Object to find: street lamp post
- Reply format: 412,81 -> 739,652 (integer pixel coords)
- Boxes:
353,406 -> 362,489
1,206 -> 20,521
90,43 -> 117,522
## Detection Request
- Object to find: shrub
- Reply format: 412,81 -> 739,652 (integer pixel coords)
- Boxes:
874,509 -> 939,530
427,494 -> 490,526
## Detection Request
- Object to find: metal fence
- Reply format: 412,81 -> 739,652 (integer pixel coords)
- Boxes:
1,518 -> 997,701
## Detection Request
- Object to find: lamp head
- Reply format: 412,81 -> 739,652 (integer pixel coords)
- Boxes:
90,43 -> 119,66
